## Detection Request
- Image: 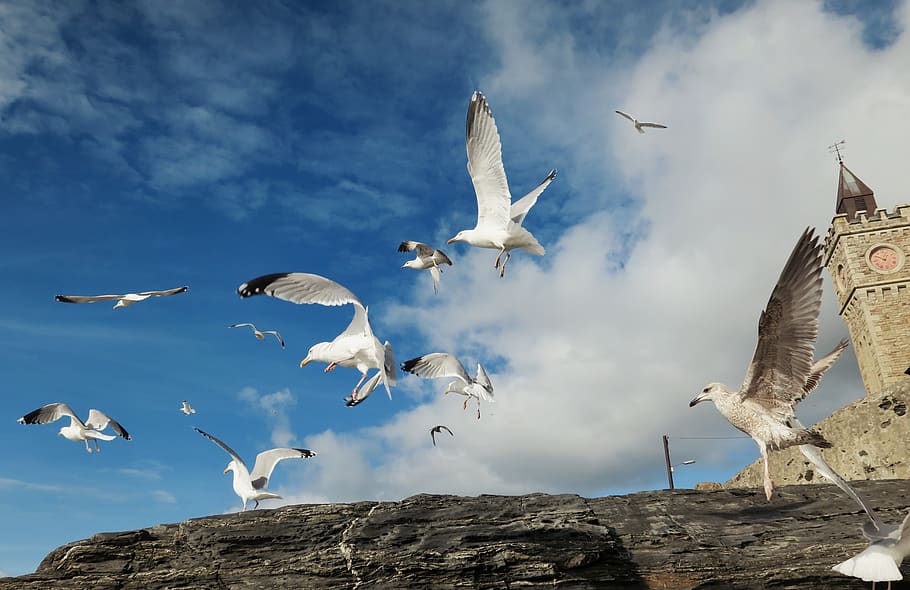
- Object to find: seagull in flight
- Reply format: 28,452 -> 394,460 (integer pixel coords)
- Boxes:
17,403 -> 131,452
615,110 -> 667,134
430,425 -> 454,446
689,227 -> 844,501
398,241 -> 453,294
229,323 -> 286,348
237,273 -> 396,402
448,91 -> 557,278
55,286 -> 188,309
179,400 -> 196,416
194,427 -> 315,512
402,353 -> 494,419
833,510 -> 910,589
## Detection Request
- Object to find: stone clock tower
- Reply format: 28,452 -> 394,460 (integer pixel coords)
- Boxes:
824,161 -> 910,394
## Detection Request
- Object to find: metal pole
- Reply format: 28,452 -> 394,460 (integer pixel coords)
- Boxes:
663,434 -> 674,489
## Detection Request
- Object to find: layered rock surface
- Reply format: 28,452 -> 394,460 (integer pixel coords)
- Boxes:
3,481 -> 910,589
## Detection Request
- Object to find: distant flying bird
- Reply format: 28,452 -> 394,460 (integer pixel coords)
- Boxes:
398,241 -> 453,294
237,273 -> 396,403
614,110 -> 667,134
430,425 -> 454,446
447,91 -> 557,278
194,427 -> 315,512
179,400 -> 196,416
55,286 -> 188,309
689,227 -> 842,501
832,510 -> 910,589
402,353 -> 494,419
17,403 -> 131,453
228,323 -> 286,348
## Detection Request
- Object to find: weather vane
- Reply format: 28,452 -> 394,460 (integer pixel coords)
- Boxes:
828,139 -> 846,163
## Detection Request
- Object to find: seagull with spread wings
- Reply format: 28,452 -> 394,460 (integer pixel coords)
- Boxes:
17,403 -> 131,452
447,91 -> 557,278
194,427 -> 316,512
55,286 -> 188,309
179,400 -> 196,416
398,241 -> 453,294
229,322 -> 286,348
430,425 -> 454,447
237,273 -> 396,402
402,353 -> 494,419
833,510 -> 910,589
614,110 -> 667,134
689,227 -> 845,501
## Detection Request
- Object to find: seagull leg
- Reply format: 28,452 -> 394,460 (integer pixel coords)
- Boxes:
94,440 -> 101,452
499,252 -> 511,278
350,372 -> 369,400
463,398 -> 469,410
325,362 -> 338,373
254,500 -> 260,509
761,447 -> 774,501
476,399 -> 481,420
494,247 -> 506,269
84,440 -> 92,453
241,500 -> 247,512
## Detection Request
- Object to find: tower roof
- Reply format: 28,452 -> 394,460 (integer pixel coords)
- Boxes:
835,162 -> 877,221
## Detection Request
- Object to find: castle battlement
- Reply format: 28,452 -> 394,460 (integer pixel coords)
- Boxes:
825,203 -> 910,263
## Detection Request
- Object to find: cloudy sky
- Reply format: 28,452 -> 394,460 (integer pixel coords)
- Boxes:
1,0 -> 908,577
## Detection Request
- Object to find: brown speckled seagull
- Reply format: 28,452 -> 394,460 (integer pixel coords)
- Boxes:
689,227 -> 844,501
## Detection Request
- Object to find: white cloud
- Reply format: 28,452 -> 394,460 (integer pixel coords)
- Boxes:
151,490 -> 177,504
270,0 -> 910,503
238,386 -> 298,447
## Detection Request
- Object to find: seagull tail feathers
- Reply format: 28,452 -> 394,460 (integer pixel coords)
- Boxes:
832,551 -> 902,582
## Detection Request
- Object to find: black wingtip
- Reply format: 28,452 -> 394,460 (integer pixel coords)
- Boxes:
401,356 -> 422,374
237,273 -> 291,298
294,448 -> 317,458
55,295 -> 73,303
397,242 -> 410,252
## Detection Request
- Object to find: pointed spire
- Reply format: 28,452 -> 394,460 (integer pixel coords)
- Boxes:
836,162 -> 877,221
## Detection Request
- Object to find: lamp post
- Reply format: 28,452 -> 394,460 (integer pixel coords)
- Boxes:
662,434 -> 696,489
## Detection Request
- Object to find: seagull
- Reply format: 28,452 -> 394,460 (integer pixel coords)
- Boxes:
55,286 -> 188,309
194,427 -> 315,512
832,511 -> 910,589
398,241 -> 453,294
402,353 -> 494,419
237,273 -> 396,402
430,425 -> 454,446
689,227 -> 843,501
17,403 -> 131,452
179,400 -> 196,416
614,110 -> 667,134
228,323 -> 286,348
447,91 -> 557,278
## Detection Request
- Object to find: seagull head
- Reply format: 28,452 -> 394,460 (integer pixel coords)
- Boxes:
447,231 -> 468,245
300,343 -> 332,367
224,460 -> 237,475
689,383 -> 727,407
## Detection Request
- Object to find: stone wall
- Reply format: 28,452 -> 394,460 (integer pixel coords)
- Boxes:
727,379 -> 910,489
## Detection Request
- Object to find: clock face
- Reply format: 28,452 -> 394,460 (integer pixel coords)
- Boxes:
869,245 -> 900,272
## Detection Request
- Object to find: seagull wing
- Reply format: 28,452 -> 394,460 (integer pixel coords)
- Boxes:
638,122 -> 667,129
401,353 -> 471,384
55,294 -> 123,304
474,363 -> 495,401
85,409 -> 131,440
433,249 -> 453,266
510,169 -> 557,226
194,427 -> 249,474
229,323 -> 256,330
263,330 -> 286,348
398,241 -> 434,258
383,340 -> 397,393
249,448 -> 316,490
740,228 -> 823,419
345,372 -> 383,407
615,110 -> 635,122
430,425 -> 454,446
801,339 -> 849,399
466,91 -> 511,229
17,402 -> 84,427
137,286 -> 188,297
237,273 -> 361,308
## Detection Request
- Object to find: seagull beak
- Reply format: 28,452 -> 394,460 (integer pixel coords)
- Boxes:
223,467 -> 230,474
300,356 -> 312,368
689,393 -> 708,407
447,237 -> 457,244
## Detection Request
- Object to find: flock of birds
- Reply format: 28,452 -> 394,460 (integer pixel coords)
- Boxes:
13,91 -> 903,586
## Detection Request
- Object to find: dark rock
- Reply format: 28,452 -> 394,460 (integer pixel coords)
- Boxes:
2,482 -> 909,589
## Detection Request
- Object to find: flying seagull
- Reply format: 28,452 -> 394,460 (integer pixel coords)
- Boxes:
228,323 -> 286,348
179,400 -> 196,416
17,403 -> 131,452
237,273 -> 396,402
430,425 -> 454,446
832,510 -> 910,589
614,110 -> 667,134
55,286 -> 188,309
689,227 -> 842,501
193,427 -> 316,512
448,91 -> 557,278
402,353 -> 494,419
398,241 -> 453,294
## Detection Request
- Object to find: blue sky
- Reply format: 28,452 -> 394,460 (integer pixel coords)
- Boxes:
1,0 -> 908,577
